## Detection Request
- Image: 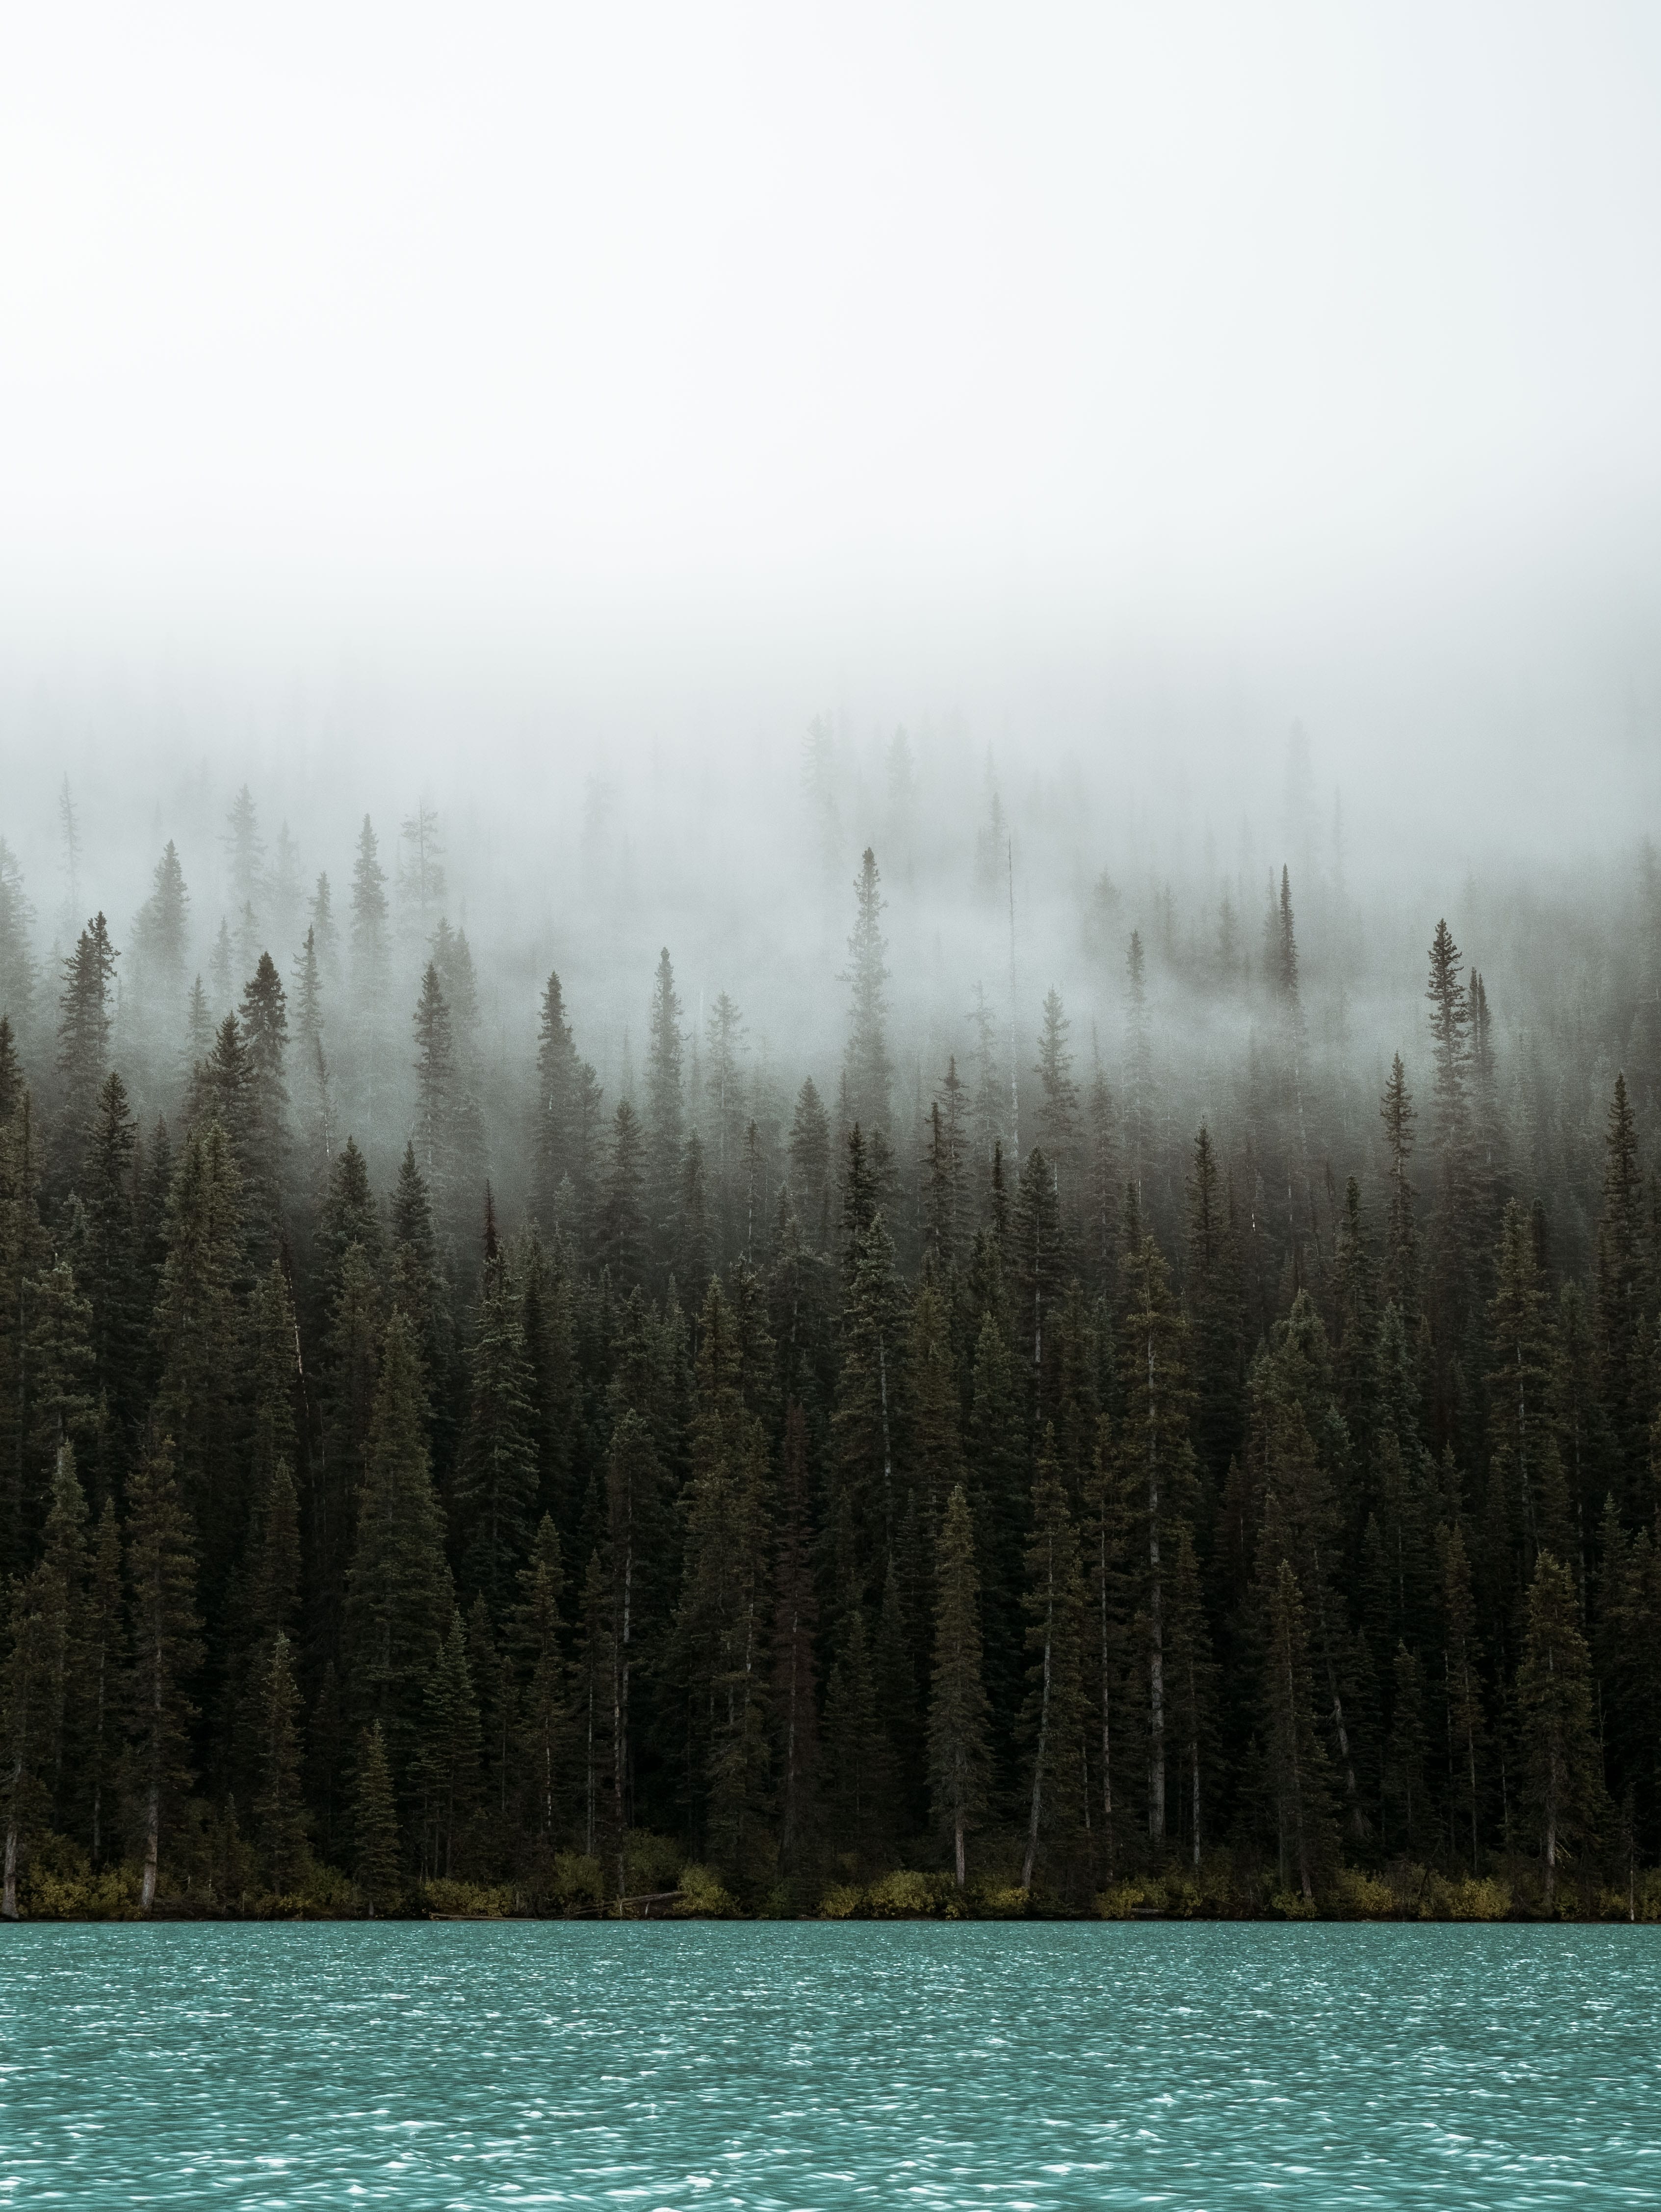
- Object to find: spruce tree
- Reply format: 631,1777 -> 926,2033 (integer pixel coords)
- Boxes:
772,1402 -> 819,1871
456,1229 -> 538,1605
843,850 -> 892,1137
1263,1558 -> 1335,1900
644,948 -> 684,1268
788,1077 -> 832,1251
414,1608 -> 480,1880
83,1496 -> 123,1866
1116,1229 -> 1196,1844
512,1514 -> 569,1846
152,1117 -> 244,1587
351,1721 -> 401,1913
1019,1437 -> 1085,1890
251,1629 -> 308,1891
344,1313 -> 455,1778
1515,1552 -> 1604,1906
823,1610 -> 887,1870
595,1102 -> 648,1288
1594,1073 -> 1651,1507
1379,1053 -> 1420,1326
54,913 -> 117,1190
928,1483 -> 989,1886
124,1439 -> 203,1913
1166,1521 -> 1217,1870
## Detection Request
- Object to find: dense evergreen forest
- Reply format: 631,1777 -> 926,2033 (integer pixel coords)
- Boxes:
3,771 -> 1661,1923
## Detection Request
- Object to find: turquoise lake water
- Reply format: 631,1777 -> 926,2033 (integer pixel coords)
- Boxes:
1,1922 -> 1657,2206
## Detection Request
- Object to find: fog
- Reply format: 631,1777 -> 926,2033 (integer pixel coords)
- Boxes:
3,2 -> 1660,1185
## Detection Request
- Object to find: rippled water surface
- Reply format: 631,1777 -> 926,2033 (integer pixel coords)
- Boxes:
3,1921 -> 1659,2206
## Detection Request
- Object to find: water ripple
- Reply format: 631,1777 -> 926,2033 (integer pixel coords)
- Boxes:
1,1923 -> 1658,2206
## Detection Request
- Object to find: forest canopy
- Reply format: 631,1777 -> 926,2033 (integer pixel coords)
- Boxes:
2,762 -> 1661,1923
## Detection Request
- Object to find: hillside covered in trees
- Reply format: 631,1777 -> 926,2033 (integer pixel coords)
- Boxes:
2,771 -> 1661,1922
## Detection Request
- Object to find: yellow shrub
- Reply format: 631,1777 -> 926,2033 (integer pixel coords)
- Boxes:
818,1882 -> 866,1920
421,1878 -> 512,1918
673,1864 -> 739,1918
1442,1875 -> 1512,1921
866,1869 -> 959,1918
1331,1868 -> 1397,1919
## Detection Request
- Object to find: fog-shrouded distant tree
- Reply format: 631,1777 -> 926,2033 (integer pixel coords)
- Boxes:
1123,931 -> 1151,1197
131,842 -> 189,1031
0,843 -> 35,1044
643,948 -> 684,1272
399,802 -> 445,934
349,817 -> 390,1146
596,1100 -> 648,1289
226,785 -> 263,921
55,913 -> 117,1191
533,969 -> 601,1234
843,849 -> 892,1140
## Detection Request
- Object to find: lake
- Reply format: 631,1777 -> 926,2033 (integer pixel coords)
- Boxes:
1,1921 -> 1657,2205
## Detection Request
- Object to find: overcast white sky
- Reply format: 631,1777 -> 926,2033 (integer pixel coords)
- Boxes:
3,0 -> 1660,789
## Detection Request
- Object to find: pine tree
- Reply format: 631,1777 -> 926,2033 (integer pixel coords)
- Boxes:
513,1514 -> 569,1846
1263,1558 -> 1335,1900
1124,931 -> 1151,1196
1116,1230 -> 1196,1843
1595,1073 -> 1651,1507
596,1101 -> 648,1288
0,845 -> 36,1043
151,1117 -> 244,1587
131,841 -> 190,1018
351,1721 -> 401,1913
1034,988 -> 1080,1175
823,1611 -> 887,1869
1379,1053 -> 1420,1326
828,1209 -> 904,1610
344,1313 -> 455,1777
1166,1521 -> 1217,1870
1019,1438 -> 1085,1890
1434,1518 -> 1484,1870
1011,1144 -> 1064,1379
1384,1642 -> 1429,1855
55,913 -> 117,1189
349,817 -> 390,1144
644,948 -> 684,1268
1185,1125 -> 1245,1487
124,1439 -> 203,1913
456,1229 -> 539,1605
843,850 -> 892,1136
533,969 -> 601,1231
252,1629 -> 308,1891
928,1484 -> 989,1886
82,1496 -> 123,1865
773,1402 -> 819,1871
1488,1198 -> 1558,1567
414,1608 -> 481,1879
1515,1551 -> 1604,1906
78,1071 -> 143,1469
788,1077 -> 832,1251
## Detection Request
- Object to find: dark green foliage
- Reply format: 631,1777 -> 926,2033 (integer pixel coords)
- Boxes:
0,818 -> 1658,1917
